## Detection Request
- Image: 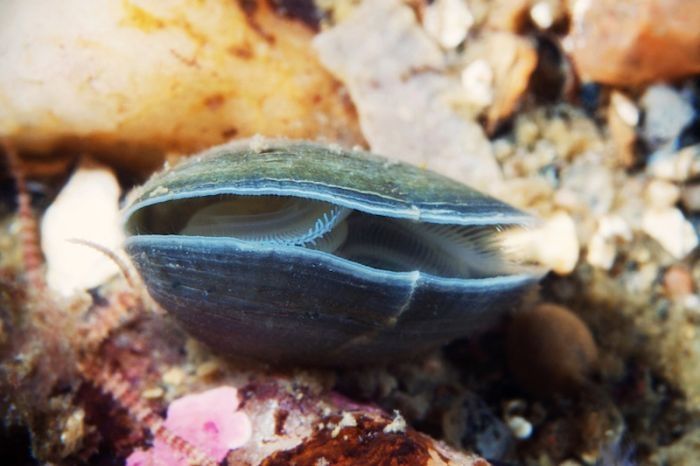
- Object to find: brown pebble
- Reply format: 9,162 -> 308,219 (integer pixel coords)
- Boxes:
663,264 -> 695,299
506,303 -> 598,398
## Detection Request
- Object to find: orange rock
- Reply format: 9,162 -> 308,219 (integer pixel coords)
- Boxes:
506,303 -> 598,398
462,32 -> 538,133
567,0 -> 700,85
0,0 -> 363,175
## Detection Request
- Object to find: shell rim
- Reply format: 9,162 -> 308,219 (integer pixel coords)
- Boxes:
125,234 -> 546,285
122,185 -> 538,229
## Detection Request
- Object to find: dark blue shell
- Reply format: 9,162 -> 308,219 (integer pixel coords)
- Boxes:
123,139 -> 543,365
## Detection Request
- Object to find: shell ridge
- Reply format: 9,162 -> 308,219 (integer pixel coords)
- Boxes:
394,270 -> 420,324
125,185 -> 531,227
126,235 -> 539,287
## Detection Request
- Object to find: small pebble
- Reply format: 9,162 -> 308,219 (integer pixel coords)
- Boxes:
663,265 -> 695,299
506,415 -> 533,439
681,184 -> 700,212
610,91 -> 639,127
515,118 -> 540,147
532,212 -> 580,275
586,232 -> 616,270
422,0 -> 473,48
642,207 -> 698,259
647,144 -> 700,182
586,215 -> 632,270
142,387 -> 164,399
608,93 -> 638,167
506,303 -> 598,398
60,409 -> 86,455
162,367 -> 187,386
560,156 -> 614,215
559,460 -> 582,466
641,85 -> 695,147
461,59 -> 494,108
383,410 -> 407,433
645,179 -> 681,209
41,163 -> 124,296
196,359 -> 222,379
529,1 -> 554,29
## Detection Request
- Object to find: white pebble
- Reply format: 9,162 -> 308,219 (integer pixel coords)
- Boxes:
41,164 -> 124,296
536,212 -> 580,275
645,179 -> 681,209
647,145 -> 700,182
611,91 -> 639,127
507,415 -> 533,439
598,214 -> 633,241
642,208 -> 698,259
586,232 -> 616,270
423,0 -> 473,48
530,1 -> 554,29
586,215 -> 632,270
383,410 -> 407,433
641,85 -> 695,145
460,59 -> 494,107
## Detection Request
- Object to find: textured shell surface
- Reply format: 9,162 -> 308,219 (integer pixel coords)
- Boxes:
124,139 -> 544,365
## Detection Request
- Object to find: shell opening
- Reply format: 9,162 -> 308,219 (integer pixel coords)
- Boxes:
126,195 -> 541,279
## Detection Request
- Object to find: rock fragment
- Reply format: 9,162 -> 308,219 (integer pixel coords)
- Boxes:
641,85 -> 695,149
314,0 -> 502,191
506,303 -> 598,398
566,0 -> 700,85
422,0 -> 474,49
0,0 -> 363,170
647,145 -> 700,183
681,184 -> 700,212
607,91 -> 639,167
461,32 -> 538,132
41,163 -> 123,296
586,215 -> 632,270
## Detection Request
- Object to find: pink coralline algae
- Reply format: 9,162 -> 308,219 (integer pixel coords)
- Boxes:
126,386 -> 252,466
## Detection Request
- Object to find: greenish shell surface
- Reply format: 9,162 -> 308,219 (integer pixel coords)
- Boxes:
125,140 -> 534,227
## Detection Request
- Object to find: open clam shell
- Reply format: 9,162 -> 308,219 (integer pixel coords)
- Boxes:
123,139 -> 545,365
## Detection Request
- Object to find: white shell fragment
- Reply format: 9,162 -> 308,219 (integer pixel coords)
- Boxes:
314,0 -> 502,192
41,164 -> 124,296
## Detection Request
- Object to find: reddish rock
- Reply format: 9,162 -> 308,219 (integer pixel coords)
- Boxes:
663,264 -> 695,299
506,303 -> 599,398
567,0 -> 700,85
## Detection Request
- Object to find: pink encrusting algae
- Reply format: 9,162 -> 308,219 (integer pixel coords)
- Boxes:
126,386 -> 252,466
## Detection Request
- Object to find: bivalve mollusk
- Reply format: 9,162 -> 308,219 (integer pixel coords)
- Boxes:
123,139 -> 546,365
